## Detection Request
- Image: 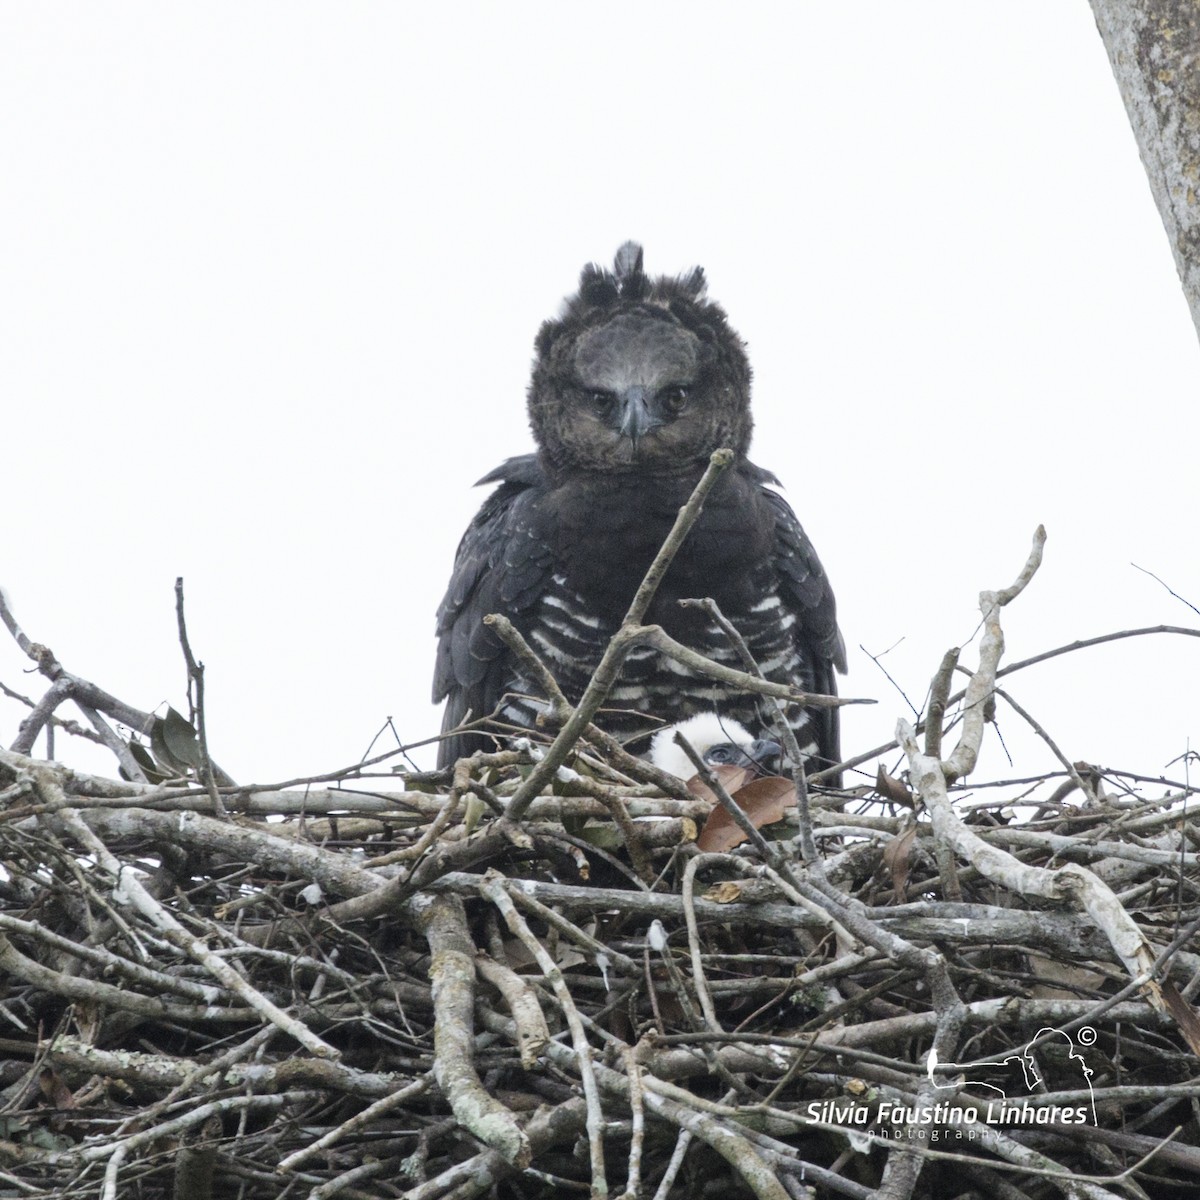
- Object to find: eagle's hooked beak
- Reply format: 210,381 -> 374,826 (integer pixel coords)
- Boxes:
616,386 -> 664,444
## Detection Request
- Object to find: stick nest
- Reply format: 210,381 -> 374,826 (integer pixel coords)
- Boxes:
2,525 -> 1200,1200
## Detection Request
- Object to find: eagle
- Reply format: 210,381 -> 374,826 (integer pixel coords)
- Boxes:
433,243 -> 845,775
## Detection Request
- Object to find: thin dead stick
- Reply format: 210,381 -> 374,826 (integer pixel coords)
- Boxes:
478,869 -> 607,1194
534,1030 -> 791,1200
0,678 -> 107,749
651,1128 -> 694,1200
502,449 -> 734,823
412,891 -> 530,1166
680,595 -> 820,859
638,625 -> 854,709
619,1046 -> 646,1200
990,683 -> 1095,800
0,935 -> 252,1023
48,806 -> 339,1058
174,577 -> 228,814
474,955 -> 550,1068
898,528 -> 1200,1056
501,880 -> 639,975
942,526 -> 1045,782
276,1073 -> 434,1172
1130,562 -> 1200,618
681,853 -> 726,1034
0,590 -> 151,735
832,621 -> 1200,783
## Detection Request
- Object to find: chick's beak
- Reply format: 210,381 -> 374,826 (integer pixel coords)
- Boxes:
744,738 -> 783,777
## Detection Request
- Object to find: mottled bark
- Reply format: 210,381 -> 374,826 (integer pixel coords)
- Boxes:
1090,0 -> 1200,341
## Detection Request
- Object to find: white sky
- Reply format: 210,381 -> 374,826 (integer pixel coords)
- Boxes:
2,5 -> 1197,796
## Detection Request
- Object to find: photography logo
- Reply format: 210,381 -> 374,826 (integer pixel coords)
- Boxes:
921,1025 -> 1097,1127
807,1026 -> 1097,1141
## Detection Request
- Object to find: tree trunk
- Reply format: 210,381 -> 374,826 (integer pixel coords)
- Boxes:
1089,0 -> 1200,343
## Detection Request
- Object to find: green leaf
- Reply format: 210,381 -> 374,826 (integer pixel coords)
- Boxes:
149,716 -> 190,777
124,739 -> 171,784
162,706 -> 204,769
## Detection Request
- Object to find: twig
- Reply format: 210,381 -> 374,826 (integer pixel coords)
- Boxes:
501,879 -> 639,975
860,640 -> 921,720
478,869 -> 606,1193
619,1046 -> 646,1200
174,577 -> 227,815
990,683 -> 1096,801
474,955 -> 550,1068
1131,561 -> 1200,617
1,587 -> 155,754
636,625 -> 855,709
679,596 -> 820,857
650,1128 -> 694,1200
0,680 -> 106,746
47,803 -> 338,1058
898,529 -> 1200,1055
681,853 -> 726,1034
922,647 -> 958,761
412,891 -> 531,1166
824,621 -> 1200,783
943,526 -> 1046,783
502,449 -> 735,822
279,1077 -> 433,1173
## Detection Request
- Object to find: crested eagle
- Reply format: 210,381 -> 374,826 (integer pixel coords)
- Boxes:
433,243 -> 844,775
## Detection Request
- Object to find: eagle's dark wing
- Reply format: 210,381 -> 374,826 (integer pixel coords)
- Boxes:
761,481 -> 846,777
433,455 -> 556,767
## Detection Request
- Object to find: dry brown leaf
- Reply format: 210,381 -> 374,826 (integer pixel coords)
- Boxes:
1159,980 -> 1200,1058
696,776 -> 796,853
38,1069 -> 75,1110
687,763 -> 752,801
875,765 -> 915,809
881,824 -> 919,903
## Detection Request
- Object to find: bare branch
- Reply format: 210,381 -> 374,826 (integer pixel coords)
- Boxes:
413,892 -> 531,1166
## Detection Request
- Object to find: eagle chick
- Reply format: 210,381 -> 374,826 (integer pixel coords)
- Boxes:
648,714 -> 782,782
433,243 -> 844,773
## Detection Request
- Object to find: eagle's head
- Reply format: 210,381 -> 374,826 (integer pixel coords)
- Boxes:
528,243 -> 753,475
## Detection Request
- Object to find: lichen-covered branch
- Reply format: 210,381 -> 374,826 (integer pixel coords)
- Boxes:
414,892 -> 531,1167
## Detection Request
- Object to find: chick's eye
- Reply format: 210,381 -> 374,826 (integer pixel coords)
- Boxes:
707,745 -> 734,764
662,385 -> 690,414
589,391 -> 614,412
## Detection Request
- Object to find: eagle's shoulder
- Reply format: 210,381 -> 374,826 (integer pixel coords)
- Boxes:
475,454 -> 543,489
433,455 -> 555,706
748,463 -> 847,677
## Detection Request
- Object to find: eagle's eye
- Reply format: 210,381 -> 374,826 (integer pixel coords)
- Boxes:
661,385 -> 690,414
589,390 -> 615,413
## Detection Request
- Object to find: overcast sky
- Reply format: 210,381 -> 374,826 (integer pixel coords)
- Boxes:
2,5 -> 1197,797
